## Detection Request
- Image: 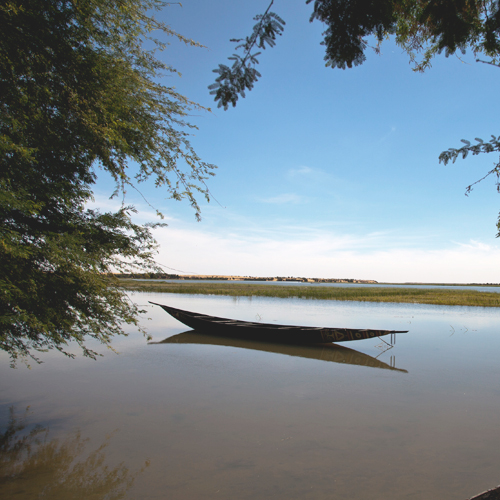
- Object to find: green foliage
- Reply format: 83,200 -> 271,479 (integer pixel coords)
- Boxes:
439,135 -> 500,236
119,280 -> 500,308
0,0 -> 216,365
212,1 -> 500,102
394,0 -> 500,72
209,0 -> 285,110
439,136 -> 500,169
307,0 -> 396,69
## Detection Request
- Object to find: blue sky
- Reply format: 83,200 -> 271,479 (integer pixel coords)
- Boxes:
93,0 -> 500,283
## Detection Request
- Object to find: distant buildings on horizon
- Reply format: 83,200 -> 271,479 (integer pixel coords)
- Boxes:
116,273 -> 378,284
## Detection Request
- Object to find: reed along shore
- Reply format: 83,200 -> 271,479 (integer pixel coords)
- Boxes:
118,280 -> 500,308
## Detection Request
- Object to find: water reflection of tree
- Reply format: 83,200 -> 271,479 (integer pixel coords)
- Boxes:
0,406 -> 149,499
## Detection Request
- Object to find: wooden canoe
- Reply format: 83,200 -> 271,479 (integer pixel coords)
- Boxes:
468,485 -> 500,500
469,486 -> 500,500
150,302 -> 408,343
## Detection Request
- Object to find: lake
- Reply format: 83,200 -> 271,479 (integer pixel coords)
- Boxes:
135,279 -> 500,293
2,292 -> 500,499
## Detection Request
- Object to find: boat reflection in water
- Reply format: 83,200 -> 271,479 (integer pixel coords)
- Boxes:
150,331 -> 408,373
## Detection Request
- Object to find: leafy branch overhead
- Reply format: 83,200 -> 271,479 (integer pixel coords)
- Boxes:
306,0 -> 396,69
212,0 -> 500,108
209,2 -> 285,109
439,136 -> 500,195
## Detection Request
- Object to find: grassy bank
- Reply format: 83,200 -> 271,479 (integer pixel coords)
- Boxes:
118,280 -> 500,307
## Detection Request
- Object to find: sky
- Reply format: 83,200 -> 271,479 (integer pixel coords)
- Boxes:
93,0 -> 500,283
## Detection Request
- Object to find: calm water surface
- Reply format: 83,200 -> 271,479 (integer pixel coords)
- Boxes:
2,293 -> 500,499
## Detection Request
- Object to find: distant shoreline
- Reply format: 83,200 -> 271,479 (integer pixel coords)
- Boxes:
118,279 -> 500,307
115,273 -> 377,284
154,275 -> 379,284
114,273 -> 500,287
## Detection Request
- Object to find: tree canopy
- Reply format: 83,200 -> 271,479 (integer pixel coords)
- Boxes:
0,0 -> 215,365
211,0 -> 500,230
211,0 -> 500,108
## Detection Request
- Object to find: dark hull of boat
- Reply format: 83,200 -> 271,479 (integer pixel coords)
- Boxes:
150,302 -> 408,343
468,484 -> 500,500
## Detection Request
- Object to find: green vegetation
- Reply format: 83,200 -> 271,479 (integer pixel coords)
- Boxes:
214,1 -> 500,108
1,0 -> 214,365
119,280 -> 500,308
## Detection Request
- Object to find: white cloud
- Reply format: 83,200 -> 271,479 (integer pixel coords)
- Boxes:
83,194 -> 500,283
258,193 -> 306,204
380,126 -> 397,142
288,166 -> 313,177
152,224 -> 500,283
453,239 -> 492,251
285,165 -> 356,196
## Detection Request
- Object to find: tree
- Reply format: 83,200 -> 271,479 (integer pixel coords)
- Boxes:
211,0 -> 500,232
0,0 -> 216,365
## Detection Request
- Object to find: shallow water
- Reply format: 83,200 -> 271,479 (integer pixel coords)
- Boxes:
2,293 -> 500,499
